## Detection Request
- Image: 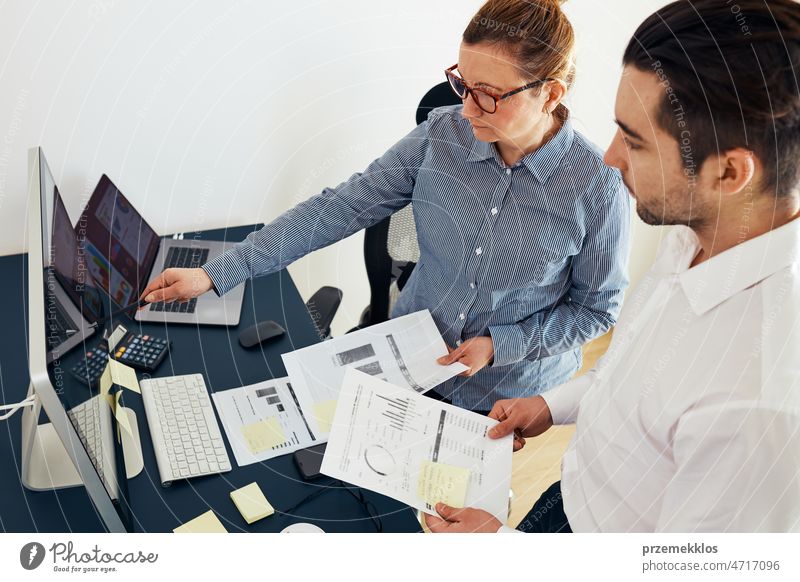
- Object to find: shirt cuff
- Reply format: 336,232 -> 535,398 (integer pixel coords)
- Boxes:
539,371 -> 595,425
202,249 -> 250,297
488,324 -> 531,367
497,525 -> 523,533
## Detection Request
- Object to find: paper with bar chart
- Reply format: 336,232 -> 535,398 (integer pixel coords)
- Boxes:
282,310 -> 468,439
320,368 -> 513,522
211,377 -> 319,466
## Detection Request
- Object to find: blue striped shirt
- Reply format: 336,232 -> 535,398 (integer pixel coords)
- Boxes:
203,105 -> 631,411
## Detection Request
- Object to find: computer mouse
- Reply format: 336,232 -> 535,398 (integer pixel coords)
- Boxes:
238,320 -> 286,348
280,523 -> 325,533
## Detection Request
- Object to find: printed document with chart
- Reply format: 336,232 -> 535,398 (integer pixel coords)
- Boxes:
282,310 -> 468,441
321,368 -> 513,522
211,376 -> 318,466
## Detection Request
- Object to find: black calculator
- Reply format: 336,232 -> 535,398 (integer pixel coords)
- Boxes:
70,328 -> 170,388
110,330 -> 170,371
70,343 -> 111,388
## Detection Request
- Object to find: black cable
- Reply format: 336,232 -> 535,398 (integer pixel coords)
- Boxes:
276,479 -> 383,532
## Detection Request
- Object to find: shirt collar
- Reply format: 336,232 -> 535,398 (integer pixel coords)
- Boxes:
679,216 -> 800,315
466,108 -> 575,183
466,137 -> 494,163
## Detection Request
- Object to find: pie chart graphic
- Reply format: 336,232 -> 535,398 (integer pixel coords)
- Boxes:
363,445 -> 396,476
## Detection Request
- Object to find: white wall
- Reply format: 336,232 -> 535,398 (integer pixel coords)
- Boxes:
0,0 -> 670,335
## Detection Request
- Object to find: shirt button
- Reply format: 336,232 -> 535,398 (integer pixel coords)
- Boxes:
491,207 -> 498,215
459,313 -> 465,320
505,168 -> 511,175
469,282 -> 475,289
456,340 -> 462,346
475,247 -> 482,255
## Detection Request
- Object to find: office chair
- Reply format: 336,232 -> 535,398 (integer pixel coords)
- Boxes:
305,81 -> 461,336
305,285 -> 342,339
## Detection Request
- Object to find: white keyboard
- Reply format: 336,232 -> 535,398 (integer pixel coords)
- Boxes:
67,395 -> 117,498
140,373 -> 231,486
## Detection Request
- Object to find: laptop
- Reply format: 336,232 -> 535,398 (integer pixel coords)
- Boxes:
79,174 -> 244,326
32,148 -> 102,364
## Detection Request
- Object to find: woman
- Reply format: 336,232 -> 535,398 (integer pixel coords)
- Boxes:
140,0 -> 630,413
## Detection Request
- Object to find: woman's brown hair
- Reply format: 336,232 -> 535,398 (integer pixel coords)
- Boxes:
462,0 -> 576,89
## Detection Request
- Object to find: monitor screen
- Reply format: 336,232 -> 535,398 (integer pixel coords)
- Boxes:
28,148 -> 133,532
38,152 -> 105,355
80,175 -> 160,306
51,189 -> 105,323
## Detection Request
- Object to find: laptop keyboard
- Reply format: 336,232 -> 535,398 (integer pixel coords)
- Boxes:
150,298 -> 198,313
149,247 -> 209,314
164,246 -> 209,269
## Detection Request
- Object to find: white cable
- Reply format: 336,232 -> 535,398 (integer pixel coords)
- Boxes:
0,396 -> 36,420
0,396 -> 35,410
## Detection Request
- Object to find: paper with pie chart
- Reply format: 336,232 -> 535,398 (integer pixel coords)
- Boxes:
320,368 -> 513,522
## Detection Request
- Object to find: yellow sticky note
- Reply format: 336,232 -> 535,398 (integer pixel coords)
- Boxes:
113,391 -> 133,436
312,399 -> 338,433
173,510 -> 228,533
99,364 -> 112,397
103,391 -> 132,440
417,461 -> 470,508
108,359 -> 140,394
108,325 -> 127,351
230,482 -> 275,524
240,417 -> 285,454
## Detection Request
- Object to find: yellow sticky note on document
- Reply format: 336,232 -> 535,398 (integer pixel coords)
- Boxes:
173,510 -> 228,533
312,399 -> 338,433
417,461 -> 470,508
241,417 -> 286,454
108,359 -> 140,394
230,482 -> 275,524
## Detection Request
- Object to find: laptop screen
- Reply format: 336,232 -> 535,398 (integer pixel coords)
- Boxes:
80,175 -> 161,306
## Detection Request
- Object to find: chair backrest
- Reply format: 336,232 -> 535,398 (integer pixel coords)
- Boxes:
359,81 -> 461,327
416,81 -> 462,125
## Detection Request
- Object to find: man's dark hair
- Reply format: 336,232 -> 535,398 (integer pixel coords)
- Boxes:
623,0 -> 800,197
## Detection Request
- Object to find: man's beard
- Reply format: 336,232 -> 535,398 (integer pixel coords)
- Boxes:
634,184 -> 708,228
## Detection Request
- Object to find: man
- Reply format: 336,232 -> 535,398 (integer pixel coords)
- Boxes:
426,0 -> 800,533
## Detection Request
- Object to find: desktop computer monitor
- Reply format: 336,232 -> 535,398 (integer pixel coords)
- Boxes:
23,147 -> 133,532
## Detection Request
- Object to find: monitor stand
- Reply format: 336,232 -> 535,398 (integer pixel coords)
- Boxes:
21,386 -> 144,491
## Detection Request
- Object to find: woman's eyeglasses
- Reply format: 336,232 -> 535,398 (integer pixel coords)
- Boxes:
445,64 -> 551,114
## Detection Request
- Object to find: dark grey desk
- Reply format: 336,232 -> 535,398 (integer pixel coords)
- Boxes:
0,224 -> 420,533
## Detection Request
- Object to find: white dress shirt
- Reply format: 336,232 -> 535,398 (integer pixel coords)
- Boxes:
502,218 -> 800,532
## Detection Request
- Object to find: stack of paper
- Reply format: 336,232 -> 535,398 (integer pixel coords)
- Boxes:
212,310 -> 468,466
